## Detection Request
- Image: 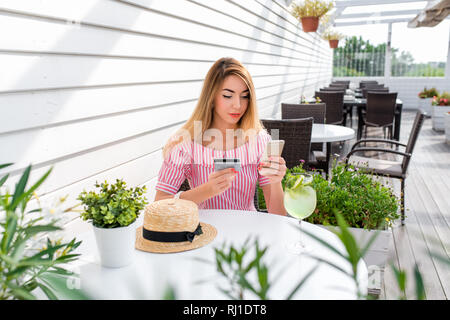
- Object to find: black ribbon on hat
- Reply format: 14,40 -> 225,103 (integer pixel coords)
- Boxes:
142,224 -> 203,243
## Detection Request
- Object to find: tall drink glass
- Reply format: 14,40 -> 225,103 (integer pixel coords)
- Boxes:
284,173 -> 317,254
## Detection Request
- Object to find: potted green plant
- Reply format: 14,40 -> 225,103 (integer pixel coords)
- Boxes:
418,87 -> 438,117
322,29 -> 344,48
431,91 -> 450,131
257,162 -> 399,267
77,179 -> 148,268
290,0 -> 334,33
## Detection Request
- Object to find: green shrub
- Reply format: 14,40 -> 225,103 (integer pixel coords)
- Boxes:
258,163 -> 399,229
78,179 -> 148,228
432,91 -> 450,106
418,87 -> 438,99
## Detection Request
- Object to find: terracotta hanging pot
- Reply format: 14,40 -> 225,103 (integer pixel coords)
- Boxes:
329,39 -> 339,48
300,16 -> 319,32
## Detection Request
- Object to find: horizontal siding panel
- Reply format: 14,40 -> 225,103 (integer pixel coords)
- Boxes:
0,72 -> 316,135
0,55 -> 329,92
258,84 -> 314,114
0,79 -> 316,174
258,80 -> 313,101
0,0 -> 330,57
0,0 -> 328,62
126,0 -> 314,56
0,15 -> 313,66
0,100 -> 194,172
0,55 -> 209,92
231,0 -> 330,57
0,82 -> 202,134
3,124 -> 176,197
193,0 -> 319,51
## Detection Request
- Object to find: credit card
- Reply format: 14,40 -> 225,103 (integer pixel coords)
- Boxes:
213,158 -> 241,172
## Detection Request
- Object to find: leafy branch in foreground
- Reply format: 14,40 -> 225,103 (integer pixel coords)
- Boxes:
391,263 -> 425,300
196,236 -> 318,300
300,210 -> 429,300
299,210 -> 377,299
1,163 -> 85,300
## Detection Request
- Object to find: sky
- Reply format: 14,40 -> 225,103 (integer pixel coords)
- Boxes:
333,2 -> 450,63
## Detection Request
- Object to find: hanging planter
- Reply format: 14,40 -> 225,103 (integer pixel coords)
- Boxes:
301,16 -> 320,32
329,39 -> 339,48
322,29 -> 344,49
290,0 -> 334,33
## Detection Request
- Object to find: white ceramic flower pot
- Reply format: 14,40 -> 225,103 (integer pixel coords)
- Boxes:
93,221 -> 137,268
445,112 -> 450,144
418,98 -> 432,117
320,225 -> 392,268
432,105 -> 450,131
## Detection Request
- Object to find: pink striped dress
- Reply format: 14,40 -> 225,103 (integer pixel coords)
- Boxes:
156,130 -> 272,211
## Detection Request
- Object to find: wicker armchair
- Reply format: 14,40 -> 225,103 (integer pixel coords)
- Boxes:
362,87 -> 389,98
281,103 -> 325,123
320,87 -> 345,92
318,89 -> 351,126
362,92 -> 398,139
364,83 -> 385,89
315,91 -> 345,125
345,110 -> 426,225
281,103 -> 327,173
332,81 -> 350,89
261,118 -> 313,169
330,83 -> 348,90
359,80 -> 378,88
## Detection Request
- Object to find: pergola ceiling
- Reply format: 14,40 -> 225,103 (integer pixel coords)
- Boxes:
333,0 -> 450,26
284,0 -> 450,27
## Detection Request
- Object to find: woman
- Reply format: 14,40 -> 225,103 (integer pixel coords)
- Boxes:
154,57 -> 287,215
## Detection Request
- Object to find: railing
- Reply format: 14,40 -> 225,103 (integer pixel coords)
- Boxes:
333,37 -> 446,78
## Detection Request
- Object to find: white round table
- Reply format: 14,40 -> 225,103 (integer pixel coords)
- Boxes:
310,124 -> 355,177
68,210 -> 368,300
311,123 -> 355,143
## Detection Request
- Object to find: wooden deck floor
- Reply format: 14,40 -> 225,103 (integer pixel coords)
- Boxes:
333,110 -> 450,300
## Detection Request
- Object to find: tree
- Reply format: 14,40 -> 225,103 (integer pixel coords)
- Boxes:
333,36 -> 445,77
333,36 -> 386,77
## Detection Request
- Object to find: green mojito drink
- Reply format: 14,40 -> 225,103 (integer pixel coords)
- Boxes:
284,173 -> 317,254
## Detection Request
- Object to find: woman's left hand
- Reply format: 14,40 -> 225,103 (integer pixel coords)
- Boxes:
258,156 -> 287,184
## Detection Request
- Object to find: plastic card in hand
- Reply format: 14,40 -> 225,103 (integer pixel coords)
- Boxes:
213,158 -> 241,172
261,140 -> 285,162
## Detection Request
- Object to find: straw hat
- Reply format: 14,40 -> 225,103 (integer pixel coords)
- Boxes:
135,198 -> 217,253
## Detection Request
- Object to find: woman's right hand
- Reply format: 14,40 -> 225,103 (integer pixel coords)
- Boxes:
205,168 -> 237,198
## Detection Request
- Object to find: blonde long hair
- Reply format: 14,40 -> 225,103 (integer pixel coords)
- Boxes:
162,57 -> 263,158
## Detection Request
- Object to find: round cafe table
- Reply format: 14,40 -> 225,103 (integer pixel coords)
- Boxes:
68,210 -> 368,300
311,124 -> 355,177
311,123 -> 355,143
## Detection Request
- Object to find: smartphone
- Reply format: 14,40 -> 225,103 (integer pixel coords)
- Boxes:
260,140 -> 285,176
213,158 -> 241,172
261,140 -> 285,162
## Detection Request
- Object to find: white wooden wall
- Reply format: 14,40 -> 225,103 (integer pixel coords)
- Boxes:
0,0 -> 332,224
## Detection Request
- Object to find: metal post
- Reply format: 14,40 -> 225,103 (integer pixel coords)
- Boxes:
445,23 -> 450,80
384,22 -> 392,82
